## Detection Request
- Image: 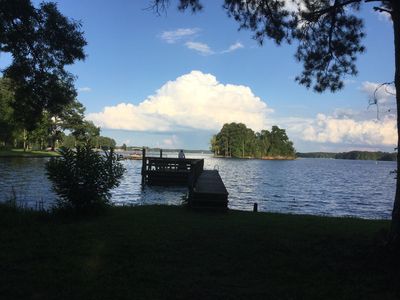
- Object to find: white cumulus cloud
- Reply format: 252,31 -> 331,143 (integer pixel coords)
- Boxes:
300,113 -> 396,146
278,81 -> 397,149
160,28 -> 200,44
87,71 -> 272,132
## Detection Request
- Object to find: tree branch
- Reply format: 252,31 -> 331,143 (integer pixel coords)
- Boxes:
303,0 -> 361,21
373,6 -> 393,14
364,0 -> 387,3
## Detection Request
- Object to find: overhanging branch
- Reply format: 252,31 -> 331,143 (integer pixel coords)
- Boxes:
373,6 -> 393,14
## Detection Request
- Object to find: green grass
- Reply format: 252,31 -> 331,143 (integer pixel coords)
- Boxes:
0,205 -> 398,300
0,149 -> 60,157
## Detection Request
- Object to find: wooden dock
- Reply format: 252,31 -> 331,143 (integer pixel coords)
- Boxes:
142,157 -> 203,186
189,170 -> 228,210
141,148 -> 228,210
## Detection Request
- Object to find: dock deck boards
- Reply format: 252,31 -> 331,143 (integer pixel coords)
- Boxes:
190,170 -> 228,210
194,170 -> 228,195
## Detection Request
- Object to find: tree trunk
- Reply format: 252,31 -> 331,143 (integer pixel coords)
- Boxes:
51,136 -> 56,151
23,129 -> 27,152
391,0 -> 400,244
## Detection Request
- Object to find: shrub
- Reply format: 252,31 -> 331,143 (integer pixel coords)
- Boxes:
46,144 -> 125,212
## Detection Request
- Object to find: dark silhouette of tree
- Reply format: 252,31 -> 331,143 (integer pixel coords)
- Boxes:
47,99 -> 86,150
46,145 -> 125,213
0,78 -> 19,147
72,120 -> 100,146
211,123 -> 295,158
0,77 -> 110,151
0,0 -> 86,129
152,0 -> 400,244
97,136 -> 117,150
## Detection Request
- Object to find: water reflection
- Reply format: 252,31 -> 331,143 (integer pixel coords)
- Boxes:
0,154 -> 396,219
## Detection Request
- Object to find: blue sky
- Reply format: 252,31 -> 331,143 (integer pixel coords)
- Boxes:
4,0 -> 397,151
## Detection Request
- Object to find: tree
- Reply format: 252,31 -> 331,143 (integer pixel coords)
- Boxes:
71,120 -> 100,146
61,134 -> 76,149
0,78 -> 19,147
153,0 -> 400,244
210,135 -> 219,155
0,0 -> 86,129
212,123 -> 295,158
0,75 -> 89,150
46,99 -> 86,150
97,136 -> 117,150
268,125 -> 295,156
257,129 -> 272,157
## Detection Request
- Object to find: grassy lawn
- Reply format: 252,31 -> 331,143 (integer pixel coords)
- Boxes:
0,205 -> 398,300
0,149 -> 60,158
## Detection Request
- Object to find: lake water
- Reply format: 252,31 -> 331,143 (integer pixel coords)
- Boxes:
0,153 -> 396,219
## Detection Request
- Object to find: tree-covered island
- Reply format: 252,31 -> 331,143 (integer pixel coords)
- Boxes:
210,123 -> 296,159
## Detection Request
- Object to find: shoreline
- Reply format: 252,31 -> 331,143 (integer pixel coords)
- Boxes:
213,155 -> 296,160
0,149 -> 60,158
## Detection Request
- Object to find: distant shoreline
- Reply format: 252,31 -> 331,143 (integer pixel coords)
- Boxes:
212,155 -> 296,160
297,150 -> 396,161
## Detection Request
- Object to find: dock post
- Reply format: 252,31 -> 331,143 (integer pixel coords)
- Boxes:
160,149 -> 163,158
141,147 -> 146,185
253,203 -> 258,212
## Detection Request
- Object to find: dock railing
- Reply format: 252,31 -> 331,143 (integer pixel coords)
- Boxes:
143,157 -> 202,172
141,149 -> 204,186
187,159 -> 204,199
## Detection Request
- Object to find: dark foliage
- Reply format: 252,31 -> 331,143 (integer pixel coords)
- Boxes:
297,151 -> 397,161
224,0 -> 294,45
211,123 -> 295,158
293,1 -> 365,92
296,152 -> 336,159
336,150 -> 396,161
0,78 -> 106,150
0,0 -> 86,129
46,145 -> 125,212
0,78 -> 17,146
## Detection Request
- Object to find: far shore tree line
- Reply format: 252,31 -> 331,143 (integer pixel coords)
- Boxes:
0,78 -> 116,151
211,123 -> 296,159
297,151 -> 397,161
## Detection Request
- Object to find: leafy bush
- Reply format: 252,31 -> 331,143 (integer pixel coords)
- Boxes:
46,144 -> 125,212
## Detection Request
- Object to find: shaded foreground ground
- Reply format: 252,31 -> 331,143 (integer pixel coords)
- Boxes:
0,205 -> 399,299
0,149 -> 60,158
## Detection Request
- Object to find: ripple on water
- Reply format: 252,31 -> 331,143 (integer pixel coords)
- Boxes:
0,156 -> 396,219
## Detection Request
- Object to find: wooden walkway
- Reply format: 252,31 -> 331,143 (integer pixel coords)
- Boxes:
189,170 -> 228,210
141,148 -> 228,210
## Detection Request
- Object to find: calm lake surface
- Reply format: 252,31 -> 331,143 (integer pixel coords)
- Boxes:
0,153 -> 396,219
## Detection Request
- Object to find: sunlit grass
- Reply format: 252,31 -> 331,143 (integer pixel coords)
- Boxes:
0,149 -> 60,157
0,205 -> 398,299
